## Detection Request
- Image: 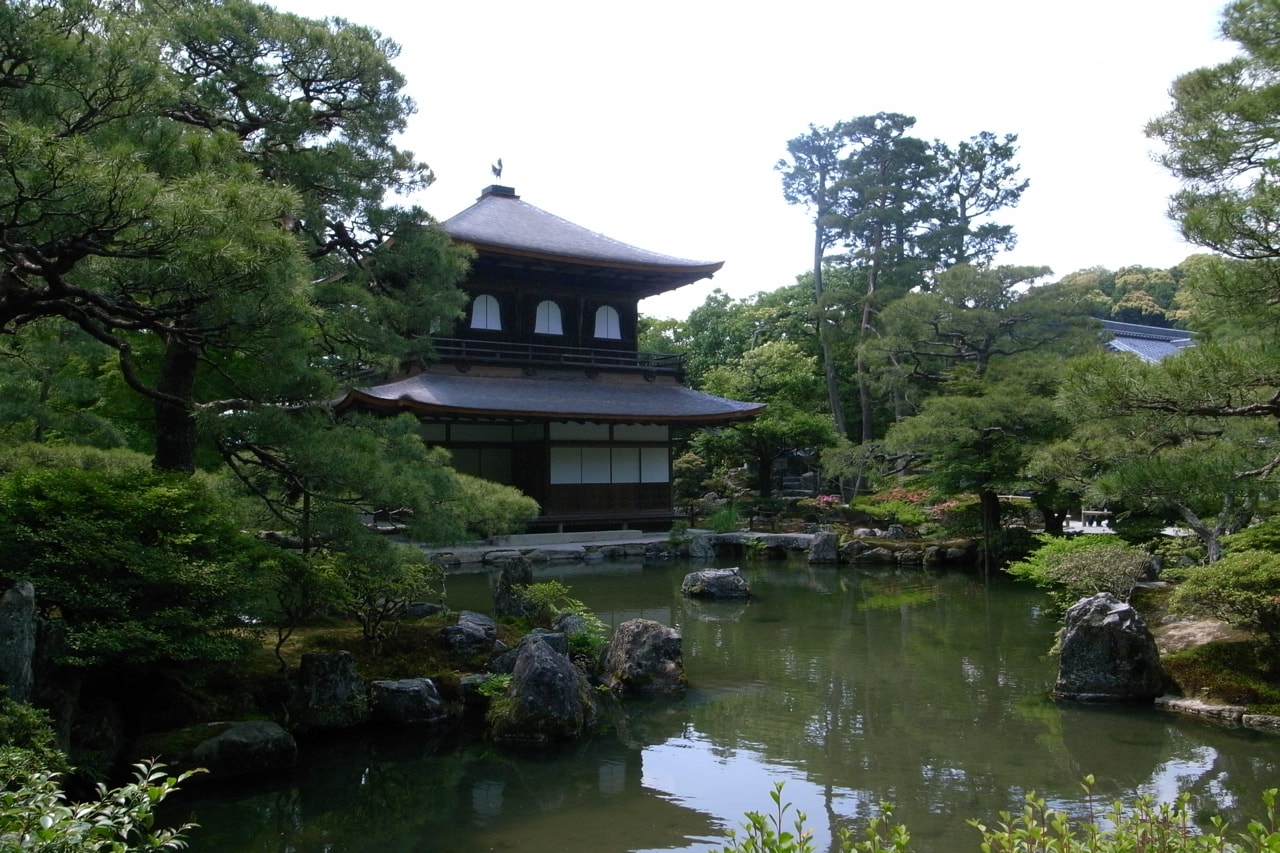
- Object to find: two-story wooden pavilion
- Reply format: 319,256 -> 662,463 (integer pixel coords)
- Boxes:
336,185 -> 763,532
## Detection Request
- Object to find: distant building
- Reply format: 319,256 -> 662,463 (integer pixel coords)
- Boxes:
336,185 -> 763,532
1100,319 -> 1195,363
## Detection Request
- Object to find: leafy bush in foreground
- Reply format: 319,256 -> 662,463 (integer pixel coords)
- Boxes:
721,780 -> 1280,853
0,754 -> 198,851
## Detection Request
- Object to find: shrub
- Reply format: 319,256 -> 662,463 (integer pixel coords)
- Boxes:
0,754 -> 199,851
1006,535 -> 1151,609
708,505 -> 741,534
516,581 -> 609,658
721,780 -> 1280,853
1169,550 -> 1280,666
0,450 -> 268,668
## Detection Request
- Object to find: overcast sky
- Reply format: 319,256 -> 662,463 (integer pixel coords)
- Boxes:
271,0 -> 1239,320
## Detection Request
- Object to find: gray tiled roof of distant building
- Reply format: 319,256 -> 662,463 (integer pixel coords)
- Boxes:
337,371 -> 764,425
443,185 -> 723,280
1101,319 -> 1195,363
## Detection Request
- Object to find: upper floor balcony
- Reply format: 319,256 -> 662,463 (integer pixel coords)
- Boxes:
430,337 -> 685,377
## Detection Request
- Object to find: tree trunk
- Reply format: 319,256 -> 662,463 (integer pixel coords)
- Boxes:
812,219 -> 846,438
152,337 -> 200,473
978,488 -> 1002,573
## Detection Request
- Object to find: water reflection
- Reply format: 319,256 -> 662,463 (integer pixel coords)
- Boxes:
176,558 -> 1279,853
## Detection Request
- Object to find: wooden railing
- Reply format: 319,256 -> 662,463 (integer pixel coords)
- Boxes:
431,337 -> 684,374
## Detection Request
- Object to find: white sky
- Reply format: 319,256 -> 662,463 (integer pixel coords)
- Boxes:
271,0 -> 1239,320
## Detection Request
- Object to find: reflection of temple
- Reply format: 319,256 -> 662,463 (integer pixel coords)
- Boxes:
337,185 -> 763,532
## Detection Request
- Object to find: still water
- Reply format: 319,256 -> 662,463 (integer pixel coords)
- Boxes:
178,558 -> 1280,852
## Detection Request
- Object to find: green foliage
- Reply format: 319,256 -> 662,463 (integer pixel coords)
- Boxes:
1162,641 -> 1280,713
451,473 -> 540,540
515,581 -> 609,658
1225,520 -> 1280,554
0,755 -> 199,851
1169,550 -> 1280,661
722,781 -> 1280,853
476,673 -> 512,699
0,694 -> 67,777
708,505 -> 742,534
1006,535 -> 1151,608
0,446 -> 268,668
326,537 -> 444,642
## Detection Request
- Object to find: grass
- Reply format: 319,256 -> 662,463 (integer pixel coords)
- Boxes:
1162,641 -> 1280,714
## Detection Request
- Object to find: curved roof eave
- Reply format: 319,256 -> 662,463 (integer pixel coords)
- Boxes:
334,373 -> 765,426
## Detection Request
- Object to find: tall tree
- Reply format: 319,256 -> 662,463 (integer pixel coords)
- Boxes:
777,124 -> 853,436
878,266 -> 1100,564
694,341 -> 837,498
922,132 -> 1028,268
0,0 -> 469,474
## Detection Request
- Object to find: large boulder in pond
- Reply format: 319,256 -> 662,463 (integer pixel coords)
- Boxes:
444,610 -> 500,657
681,567 -> 751,599
138,721 -> 297,780
0,581 -> 37,704
1054,592 -> 1163,703
600,619 -> 685,696
808,531 -> 839,564
489,636 -> 596,745
288,651 -> 369,733
369,678 -> 456,726
492,556 -> 535,618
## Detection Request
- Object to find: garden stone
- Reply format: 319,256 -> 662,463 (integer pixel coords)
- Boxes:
492,558 -> 535,618
681,567 -> 751,599
600,618 -> 685,696
807,531 -> 839,564
1054,593 -> 1163,703
444,610 -> 499,656
490,630 -> 569,674
490,635 -> 595,745
289,651 -> 369,733
369,678 -> 454,725
0,581 -> 37,704
138,721 -> 297,780
688,535 -> 717,560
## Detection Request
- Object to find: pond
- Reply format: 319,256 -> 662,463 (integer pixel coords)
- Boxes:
176,558 -> 1280,852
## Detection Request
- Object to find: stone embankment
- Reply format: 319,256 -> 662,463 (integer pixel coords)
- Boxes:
426,528 -> 976,569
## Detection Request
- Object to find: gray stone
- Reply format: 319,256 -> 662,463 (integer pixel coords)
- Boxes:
492,558 -> 535,618
490,630 -> 569,674
807,531 -> 840,564
0,582 -> 37,703
1054,593 -> 1164,703
859,547 -> 896,563
490,636 -> 595,745
192,721 -> 297,779
289,651 -> 369,733
681,567 -> 751,599
369,678 -> 454,725
1243,714 -> 1280,733
1155,695 -> 1246,723
600,619 -> 685,696
444,610 -> 499,656
688,535 -> 717,560
404,601 -> 447,619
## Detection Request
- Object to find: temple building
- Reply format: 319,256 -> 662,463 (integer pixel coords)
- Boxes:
336,185 -> 763,532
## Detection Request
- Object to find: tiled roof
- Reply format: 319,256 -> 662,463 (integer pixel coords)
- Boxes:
443,186 -> 723,286
337,371 -> 764,425
1100,320 -> 1195,364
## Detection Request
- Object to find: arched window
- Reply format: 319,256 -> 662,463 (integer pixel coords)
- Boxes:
470,294 -> 501,330
534,300 -> 563,335
593,305 -> 621,340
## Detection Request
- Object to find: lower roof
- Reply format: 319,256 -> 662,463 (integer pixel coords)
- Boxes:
335,371 -> 764,426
